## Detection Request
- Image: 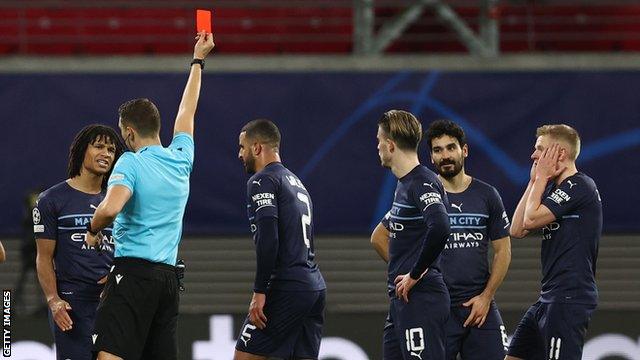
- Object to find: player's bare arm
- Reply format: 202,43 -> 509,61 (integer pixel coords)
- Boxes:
463,236 -> 511,328
523,144 -> 565,230
370,222 -> 390,263
173,32 -> 215,136
86,185 -> 131,247
0,240 -> 5,262
36,238 -> 73,331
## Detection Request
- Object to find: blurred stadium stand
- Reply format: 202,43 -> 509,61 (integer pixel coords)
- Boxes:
1,0 -> 640,55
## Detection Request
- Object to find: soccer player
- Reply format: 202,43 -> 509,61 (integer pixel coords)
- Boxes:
85,32 -> 214,360
34,124 -> 124,360
370,110 -> 451,360
235,119 -> 326,360
507,124 -> 601,360
425,120 -> 511,359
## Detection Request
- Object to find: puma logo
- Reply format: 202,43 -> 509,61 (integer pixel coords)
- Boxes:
90,204 -> 98,210
410,350 -> 423,359
252,179 -> 262,186
567,180 -> 577,189
115,274 -> 123,284
92,334 -> 98,344
423,182 -> 434,189
451,203 -> 463,212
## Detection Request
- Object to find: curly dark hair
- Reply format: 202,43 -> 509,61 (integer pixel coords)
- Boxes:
425,119 -> 467,150
67,124 -> 125,189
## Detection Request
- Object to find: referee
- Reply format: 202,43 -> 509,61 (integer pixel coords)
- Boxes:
84,32 -> 214,360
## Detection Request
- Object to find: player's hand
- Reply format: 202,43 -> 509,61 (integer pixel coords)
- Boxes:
193,31 -> 215,60
535,143 -> 566,181
85,231 -> 104,248
248,292 -> 267,329
48,297 -> 73,331
394,273 -> 419,303
462,292 -> 492,328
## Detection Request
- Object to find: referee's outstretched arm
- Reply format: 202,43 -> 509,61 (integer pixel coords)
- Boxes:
174,32 -> 215,137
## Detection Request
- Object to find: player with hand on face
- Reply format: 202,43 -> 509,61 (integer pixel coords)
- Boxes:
507,124 -> 602,360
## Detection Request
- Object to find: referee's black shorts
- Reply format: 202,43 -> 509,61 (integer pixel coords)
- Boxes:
92,257 -> 180,360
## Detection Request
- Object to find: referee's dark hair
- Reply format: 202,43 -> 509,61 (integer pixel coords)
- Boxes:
68,124 -> 125,189
241,119 -> 281,151
425,119 -> 467,150
118,98 -> 161,138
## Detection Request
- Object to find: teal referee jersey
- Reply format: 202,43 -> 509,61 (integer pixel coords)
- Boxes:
107,133 -> 194,265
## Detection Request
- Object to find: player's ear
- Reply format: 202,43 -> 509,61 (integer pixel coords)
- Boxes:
558,147 -> 567,161
125,126 -> 134,142
252,142 -> 262,156
462,144 -> 469,158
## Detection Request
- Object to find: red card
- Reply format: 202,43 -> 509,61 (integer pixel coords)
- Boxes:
196,9 -> 212,33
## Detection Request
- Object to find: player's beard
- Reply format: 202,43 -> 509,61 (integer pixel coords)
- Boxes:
437,157 -> 463,179
243,153 -> 256,174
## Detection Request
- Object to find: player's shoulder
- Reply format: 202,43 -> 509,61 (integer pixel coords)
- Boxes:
39,180 -> 71,201
561,172 -> 598,194
256,162 -> 293,181
564,172 -> 600,203
411,166 -> 444,191
412,165 -> 439,182
571,172 -> 597,188
247,168 -> 280,190
469,177 -> 502,198
36,180 -> 73,213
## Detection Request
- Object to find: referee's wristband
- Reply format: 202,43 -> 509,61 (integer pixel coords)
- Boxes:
86,222 -> 98,236
191,58 -> 205,70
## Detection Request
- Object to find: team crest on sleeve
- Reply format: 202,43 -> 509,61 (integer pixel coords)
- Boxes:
419,191 -> 443,210
33,207 -> 44,233
32,208 -> 41,224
